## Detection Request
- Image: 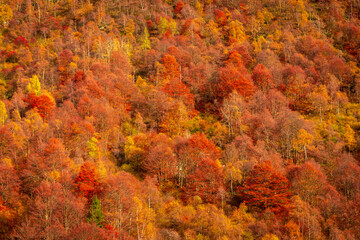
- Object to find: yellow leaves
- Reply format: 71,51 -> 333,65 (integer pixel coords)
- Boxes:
140,27 -> 151,50
26,75 -> 41,96
48,170 -> 61,181
124,136 -> 144,162
0,78 -> 7,98
252,36 -> 267,53
168,19 -> 178,36
195,1 -> 203,15
231,204 -> 254,226
136,76 -> 150,94
68,62 -> 78,73
75,2 -> 93,20
0,100 -> 7,125
96,160 -> 107,181
125,19 -> 135,37
0,4 -> 13,27
158,17 -> 177,36
262,234 -> 280,240
257,8 -> 273,25
131,196 -> 156,239
2,157 -> 13,167
292,129 -> 314,152
224,163 -> 242,184
158,17 -> 169,35
343,124 -> 356,150
88,137 -> 100,160
228,20 -> 246,44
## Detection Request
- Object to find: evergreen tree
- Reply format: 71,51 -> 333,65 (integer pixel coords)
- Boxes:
87,196 -> 104,227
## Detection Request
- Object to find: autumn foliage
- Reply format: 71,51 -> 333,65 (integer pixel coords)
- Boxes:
239,161 -> 292,216
74,162 -> 101,201
0,0 -> 360,239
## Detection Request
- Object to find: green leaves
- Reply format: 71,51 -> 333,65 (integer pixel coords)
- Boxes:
87,196 -> 104,228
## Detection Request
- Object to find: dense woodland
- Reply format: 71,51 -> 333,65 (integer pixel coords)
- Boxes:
0,0 -> 360,239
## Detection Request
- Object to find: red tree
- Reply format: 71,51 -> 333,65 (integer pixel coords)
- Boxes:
252,64 -> 274,91
74,162 -> 101,201
216,66 -> 255,100
239,160 -> 292,216
24,93 -> 55,119
184,158 -> 223,204
174,2 -> 184,14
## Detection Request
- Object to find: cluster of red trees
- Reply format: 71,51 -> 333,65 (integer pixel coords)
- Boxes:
0,0 -> 360,239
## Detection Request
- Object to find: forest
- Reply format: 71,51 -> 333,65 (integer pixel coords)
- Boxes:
0,0 -> 360,239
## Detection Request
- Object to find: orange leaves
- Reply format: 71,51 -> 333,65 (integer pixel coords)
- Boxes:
160,55 -> 180,82
215,51 -> 255,101
239,161 -> 292,216
160,54 -> 194,108
215,9 -> 227,26
217,66 -> 255,100
24,93 -> 55,119
184,158 -> 223,204
252,64 -> 274,91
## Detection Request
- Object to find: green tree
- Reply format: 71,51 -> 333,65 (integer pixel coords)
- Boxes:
87,196 -> 104,227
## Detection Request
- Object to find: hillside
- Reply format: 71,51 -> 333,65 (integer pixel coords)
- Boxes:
0,0 -> 360,239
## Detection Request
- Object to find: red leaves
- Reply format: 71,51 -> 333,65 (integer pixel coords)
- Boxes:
215,9 -> 227,26
216,66 -> 255,100
187,132 -> 221,162
215,51 -> 255,101
14,36 -> 29,47
74,162 -> 101,201
252,64 -> 274,91
184,158 -> 223,204
174,1 -> 184,14
239,161 -> 292,216
24,93 -> 54,119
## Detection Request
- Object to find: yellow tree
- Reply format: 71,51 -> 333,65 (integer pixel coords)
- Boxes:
140,27 -> 151,50
87,136 -> 100,160
228,20 -> 246,44
343,124 -> 356,151
292,129 -> 314,162
26,75 -> 41,96
0,4 -> 13,27
0,100 -> 7,125
130,197 -> 156,240
310,85 -> 330,123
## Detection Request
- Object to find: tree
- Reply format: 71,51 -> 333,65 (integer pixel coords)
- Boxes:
292,129 -> 314,162
140,27 -> 151,50
216,66 -> 255,100
0,4 -> 12,27
287,161 -> 327,206
74,162 -> 101,201
310,85 -> 330,122
184,158 -> 224,204
0,101 -> 7,125
26,75 -> 41,96
221,91 -> 246,137
343,124 -> 356,151
238,161 -> 292,216
24,93 -> 55,119
87,196 -> 104,227
143,134 -> 177,184
252,64 -> 274,92
175,133 -> 221,188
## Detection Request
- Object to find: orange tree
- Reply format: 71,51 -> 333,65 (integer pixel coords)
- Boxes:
238,160 -> 292,216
